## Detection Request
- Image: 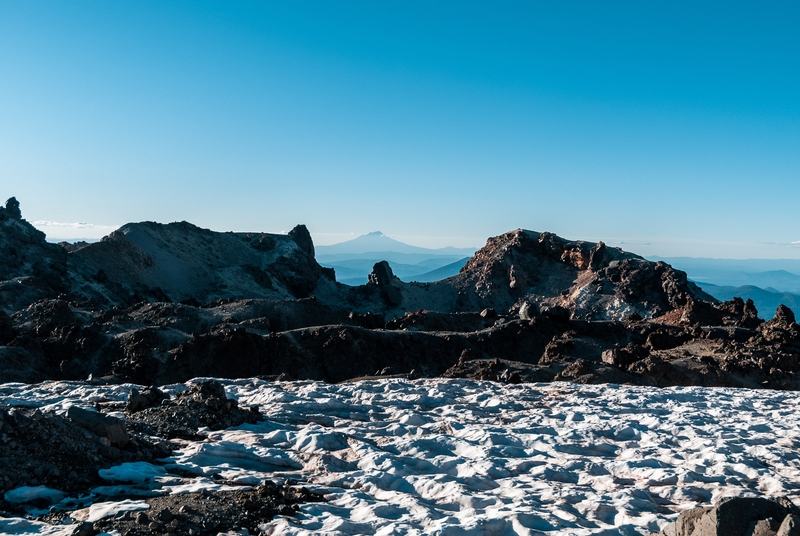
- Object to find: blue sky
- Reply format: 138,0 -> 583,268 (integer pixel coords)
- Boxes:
1,2 -> 799,257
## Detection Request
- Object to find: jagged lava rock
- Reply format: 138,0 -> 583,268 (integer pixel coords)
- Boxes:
0,198 -> 68,311
432,230 -> 713,321
649,496 -> 800,536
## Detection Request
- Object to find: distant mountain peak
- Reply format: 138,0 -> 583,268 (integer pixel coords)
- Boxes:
316,231 -> 477,257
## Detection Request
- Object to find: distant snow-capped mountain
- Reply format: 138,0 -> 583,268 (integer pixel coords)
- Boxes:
316,231 -> 476,257
315,232 -> 476,285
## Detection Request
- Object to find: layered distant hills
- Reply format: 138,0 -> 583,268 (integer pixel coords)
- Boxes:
317,237 -> 800,317
316,231 -> 475,285
653,257 -> 800,319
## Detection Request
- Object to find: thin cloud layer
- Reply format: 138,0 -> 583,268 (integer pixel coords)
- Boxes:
32,220 -> 118,240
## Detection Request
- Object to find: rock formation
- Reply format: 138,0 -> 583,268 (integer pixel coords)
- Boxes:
0,196 -> 799,390
649,496 -> 800,536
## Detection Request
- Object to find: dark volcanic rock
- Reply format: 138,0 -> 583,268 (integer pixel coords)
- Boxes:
649,496 -> 800,536
368,260 -> 403,306
601,344 -> 649,368
90,481 -> 323,536
3,196 -> 800,391
4,196 -> 22,220
0,198 -> 68,311
773,304 -> 797,326
8,299 -> 114,381
385,310 -> 496,332
0,308 -> 14,344
126,386 -> 168,413
126,380 -> 262,440
442,229 -> 713,321
0,403 -> 171,503
158,325 -> 465,385
659,297 -> 764,329
348,311 -> 386,329
67,405 -> 129,447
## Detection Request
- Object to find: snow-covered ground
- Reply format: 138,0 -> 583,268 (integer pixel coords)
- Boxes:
3,378 -> 800,535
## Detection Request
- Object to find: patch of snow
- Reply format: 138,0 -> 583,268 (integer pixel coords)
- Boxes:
3,378 -> 800,535
3,486 -> 66,505
72,499 -> 149,522
98,462 -> 167,483
0,517 -> 73,535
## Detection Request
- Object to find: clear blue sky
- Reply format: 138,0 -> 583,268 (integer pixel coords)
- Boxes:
2,1 -> 799,257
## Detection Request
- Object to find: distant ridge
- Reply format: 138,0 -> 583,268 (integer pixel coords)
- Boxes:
316,232 -> 476,285
698,282 -> 800,319
316,231 -> 477,257
407,257 -> 471,283
653,256 -> 800,293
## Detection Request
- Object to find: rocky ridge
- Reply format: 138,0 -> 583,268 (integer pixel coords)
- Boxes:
0,197 -> 798,390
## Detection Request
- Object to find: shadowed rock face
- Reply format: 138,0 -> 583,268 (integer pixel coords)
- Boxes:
66,221 -> 326,306
648,496 -> 800,536
1,197 -> 799,390
0,202 -> 68,311
442,229 -> 714,321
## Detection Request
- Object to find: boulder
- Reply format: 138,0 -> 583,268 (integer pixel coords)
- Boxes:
127,387 -> 168,413
540,304 -> 571,322
601,343 -> 648,368
519,301 -> 539,321
67,405 -> 129,447
5,196 -> 22,220
774,305 -> 796,326
368,261 -> 403,306
651,497 -> 800,536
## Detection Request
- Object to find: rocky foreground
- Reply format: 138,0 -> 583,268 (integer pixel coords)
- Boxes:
0,379 -> 324,534
1,196 -> 798,390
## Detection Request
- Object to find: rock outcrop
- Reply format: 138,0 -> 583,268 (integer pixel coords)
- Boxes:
0,199 -> 68,311
650,496 -> 800,536
445,230 -> 714,320
66,221 -> 330,306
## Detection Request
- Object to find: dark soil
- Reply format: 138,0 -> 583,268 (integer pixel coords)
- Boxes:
90,482 -> 324,536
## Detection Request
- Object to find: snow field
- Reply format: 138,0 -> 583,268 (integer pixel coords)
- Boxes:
2,378 -> 800,535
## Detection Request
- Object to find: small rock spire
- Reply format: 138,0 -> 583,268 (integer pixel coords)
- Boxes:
5,197 -> 21,220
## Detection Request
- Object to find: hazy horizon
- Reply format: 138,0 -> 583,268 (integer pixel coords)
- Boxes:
3,2 -> 799,259
31,220 -> 800,262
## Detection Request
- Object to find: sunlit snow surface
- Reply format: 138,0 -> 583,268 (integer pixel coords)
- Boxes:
3,378 -> 800,535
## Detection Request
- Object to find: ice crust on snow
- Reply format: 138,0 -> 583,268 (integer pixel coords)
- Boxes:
0,517 -> 74,536
2,378 -> 800,535
98,462 -> 167,483
3,486 -> 66,505
72,499 -> 150,522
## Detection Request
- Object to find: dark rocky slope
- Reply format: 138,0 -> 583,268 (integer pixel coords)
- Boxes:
0,379 -> 323,534
1,196 -> 799,390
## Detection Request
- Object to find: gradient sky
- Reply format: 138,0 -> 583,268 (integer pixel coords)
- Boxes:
2,2 -> 799,258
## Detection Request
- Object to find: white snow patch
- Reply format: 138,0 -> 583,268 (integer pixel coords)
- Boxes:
98,462 -> 166,483
3,378 -> 800,535
72,500 -> 149,522
0,517 -> 73,535
3,487 -> 66,505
